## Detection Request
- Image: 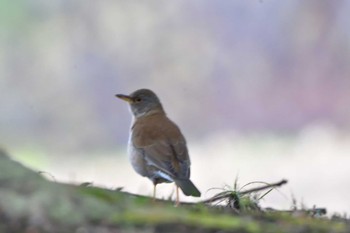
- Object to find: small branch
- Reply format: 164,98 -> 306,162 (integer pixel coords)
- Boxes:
266,207 -> 327,217
202,179 -> 288,204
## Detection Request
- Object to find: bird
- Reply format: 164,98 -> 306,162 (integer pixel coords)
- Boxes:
115,88 -> 201,205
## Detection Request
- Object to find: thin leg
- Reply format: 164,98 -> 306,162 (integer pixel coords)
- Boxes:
175,185 -> 180,206
153,184 -> 157,202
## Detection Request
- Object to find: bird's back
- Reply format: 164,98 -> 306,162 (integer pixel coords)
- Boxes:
131,112 -> 191,179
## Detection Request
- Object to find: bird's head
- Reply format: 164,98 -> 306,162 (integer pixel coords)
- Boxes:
116,89 -> 164,118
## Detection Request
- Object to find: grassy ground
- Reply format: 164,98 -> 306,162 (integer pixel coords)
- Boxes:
0,149 -> 348,233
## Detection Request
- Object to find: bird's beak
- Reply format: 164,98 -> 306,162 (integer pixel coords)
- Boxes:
115,94 -> 134,103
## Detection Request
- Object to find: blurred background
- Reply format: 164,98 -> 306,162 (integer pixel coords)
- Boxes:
1,0 -> 350,214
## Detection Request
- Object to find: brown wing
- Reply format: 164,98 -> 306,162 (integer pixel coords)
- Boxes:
132,114 -> 191,179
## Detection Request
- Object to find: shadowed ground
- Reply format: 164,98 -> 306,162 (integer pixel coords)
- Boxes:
0,149 -> 348,233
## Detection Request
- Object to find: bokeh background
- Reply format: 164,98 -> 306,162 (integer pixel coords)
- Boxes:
1,0 -> 350,214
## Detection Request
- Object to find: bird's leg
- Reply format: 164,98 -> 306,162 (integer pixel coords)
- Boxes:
175,185 -> 180,207
153,184 -> 157,202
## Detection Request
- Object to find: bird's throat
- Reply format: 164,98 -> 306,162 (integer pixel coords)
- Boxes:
133,108 -> 165,119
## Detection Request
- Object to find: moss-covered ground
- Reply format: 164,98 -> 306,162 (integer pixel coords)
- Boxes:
0,149 -> 348,233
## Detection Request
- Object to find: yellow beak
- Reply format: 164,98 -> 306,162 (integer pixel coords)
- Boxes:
115,94 -> 134,103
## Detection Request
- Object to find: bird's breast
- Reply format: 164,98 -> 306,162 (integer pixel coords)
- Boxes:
127,131 -> 148,177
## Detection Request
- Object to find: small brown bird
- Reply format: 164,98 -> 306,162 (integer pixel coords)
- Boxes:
116,89 -> 201,205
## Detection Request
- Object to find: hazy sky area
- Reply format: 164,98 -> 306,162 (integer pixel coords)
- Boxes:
1,1 -> 350,214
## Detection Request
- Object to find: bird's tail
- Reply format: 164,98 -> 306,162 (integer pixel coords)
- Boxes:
174,178 -> 201,197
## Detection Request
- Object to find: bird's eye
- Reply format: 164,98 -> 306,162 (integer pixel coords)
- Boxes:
134,97 -> 142,102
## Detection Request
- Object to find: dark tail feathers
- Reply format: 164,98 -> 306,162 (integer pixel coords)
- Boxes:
174,178 -> 201,197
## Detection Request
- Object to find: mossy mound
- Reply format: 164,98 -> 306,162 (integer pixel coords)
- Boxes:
0,149 -> 348,233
